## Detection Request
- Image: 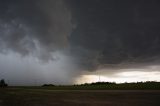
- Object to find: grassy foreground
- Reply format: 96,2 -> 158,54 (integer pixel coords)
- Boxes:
0,82 -> 160,106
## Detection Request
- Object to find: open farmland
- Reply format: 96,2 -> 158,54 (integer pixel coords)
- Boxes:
0,87 -> 160,106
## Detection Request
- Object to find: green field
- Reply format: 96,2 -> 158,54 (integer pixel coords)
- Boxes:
0,87 -> 160,106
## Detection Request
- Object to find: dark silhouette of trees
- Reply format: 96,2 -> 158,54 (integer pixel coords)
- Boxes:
42,84 -> 55,87
0,79 -> 8,87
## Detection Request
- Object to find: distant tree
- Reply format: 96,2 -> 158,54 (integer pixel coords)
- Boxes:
0,79 -> 8,87
42,84 -> 55,87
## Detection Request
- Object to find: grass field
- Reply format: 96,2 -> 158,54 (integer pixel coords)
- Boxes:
0,87 -> 160,106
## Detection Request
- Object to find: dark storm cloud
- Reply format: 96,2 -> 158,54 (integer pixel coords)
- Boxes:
69,0 -> 160,71
0,0 -> 81,85
1,0 -> 160,85
0,0 -> 160,71
0,0 -> 72,60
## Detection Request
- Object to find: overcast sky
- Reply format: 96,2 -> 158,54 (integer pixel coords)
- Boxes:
0,0 -> 160,85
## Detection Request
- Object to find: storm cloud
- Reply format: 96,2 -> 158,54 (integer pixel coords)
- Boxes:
0,0 -> 160,85
0,0 -> 72,60
69,0 -> 160,71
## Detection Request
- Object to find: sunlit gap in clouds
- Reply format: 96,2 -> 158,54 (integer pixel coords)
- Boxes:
75,69 -> 160,84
